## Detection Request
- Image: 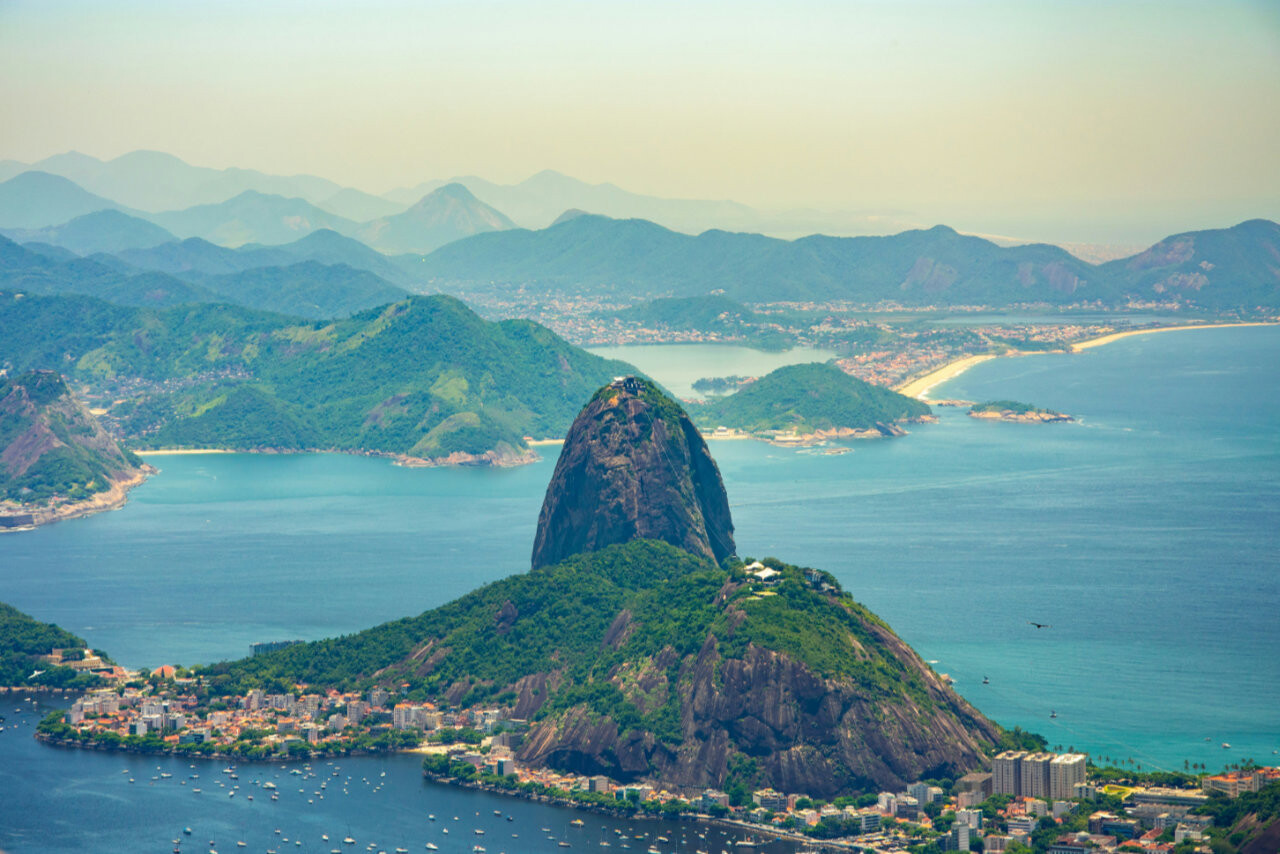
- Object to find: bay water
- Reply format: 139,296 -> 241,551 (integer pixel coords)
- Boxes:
1,326 -> 1277,851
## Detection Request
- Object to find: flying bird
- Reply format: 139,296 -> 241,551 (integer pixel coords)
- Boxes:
1028,621 -> 1052,629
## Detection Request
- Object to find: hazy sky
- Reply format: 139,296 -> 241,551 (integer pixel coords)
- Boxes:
2,0 -> 1278,242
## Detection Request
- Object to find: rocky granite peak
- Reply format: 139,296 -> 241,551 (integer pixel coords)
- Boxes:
531,376 -> 735,570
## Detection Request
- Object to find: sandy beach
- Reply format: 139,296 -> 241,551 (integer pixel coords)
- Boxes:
1069,321 -> 1277,351
896,321 -> 1277,400
896,354 -> 998,400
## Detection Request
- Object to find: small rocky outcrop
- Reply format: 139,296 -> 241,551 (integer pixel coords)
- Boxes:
531,377 -> 735,569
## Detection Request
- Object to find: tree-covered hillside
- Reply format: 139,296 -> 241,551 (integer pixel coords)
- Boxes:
0,370 -> 146,504
0,292 -> 635,462
0,601 -> 110,688
691,362 -> 931,434
198,539 -> 998,796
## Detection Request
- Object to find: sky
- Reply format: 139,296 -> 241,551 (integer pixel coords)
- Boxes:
2,0 -> 1278,243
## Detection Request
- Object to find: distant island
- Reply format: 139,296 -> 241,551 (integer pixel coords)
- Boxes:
968,400 -> 1074,423
691,374 -> 754,395
690,362 -> 933,445
0,369 -> 153,529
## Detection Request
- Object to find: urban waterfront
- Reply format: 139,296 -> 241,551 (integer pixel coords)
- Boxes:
1,327 -> 1278,851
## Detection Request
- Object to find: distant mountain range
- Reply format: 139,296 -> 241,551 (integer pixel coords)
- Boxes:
1,209 -> 175,255
0,233 -> 408,319
387,170 -> 755,233
354,183 -> 516,254
2,150 -> 1278,312
0,168 -> 515,255
417,215 -> 1280,311
0,172 -> 131,230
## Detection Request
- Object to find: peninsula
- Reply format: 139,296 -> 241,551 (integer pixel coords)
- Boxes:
0,370 -> 153,530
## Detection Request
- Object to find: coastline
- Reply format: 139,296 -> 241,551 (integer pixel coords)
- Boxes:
895,321 -> 1279,401
0,466 -> 155,532
895,354 -> 998,400
1069,321 -> 1277,351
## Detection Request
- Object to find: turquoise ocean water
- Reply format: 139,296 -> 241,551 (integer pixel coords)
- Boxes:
1,326 -> 1277,851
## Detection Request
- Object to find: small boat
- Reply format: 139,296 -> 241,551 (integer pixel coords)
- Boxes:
1223,743 -> 1231,749
184,828 -> 193,836
1050,710 -> 1057,719
571,820 -> 585,827
982,676 -> 989,685
426,846 -> 438,852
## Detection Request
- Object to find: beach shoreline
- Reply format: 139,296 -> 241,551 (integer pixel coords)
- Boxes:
133,448 -> 236,456
896,321 -> 1277,400
1068,321 -> 1276,351
895,354 -> 998,399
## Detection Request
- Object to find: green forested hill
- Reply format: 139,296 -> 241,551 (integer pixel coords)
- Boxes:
199,539 -> 998,796
691,362 -> 931,434
0,292 -> 634,461
0,370 -> 146,504
0,601 -> 112,687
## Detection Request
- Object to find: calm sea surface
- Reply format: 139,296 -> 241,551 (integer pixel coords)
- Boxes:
586,344 -> 837,399
1,326 -> 1277,851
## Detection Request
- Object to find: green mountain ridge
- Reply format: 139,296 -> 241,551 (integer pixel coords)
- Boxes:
0,293 -> 635,462
417,214 -> 1280,311
0,369 -> 149,508
0,233 -> 411,317
1,209 -> 176,255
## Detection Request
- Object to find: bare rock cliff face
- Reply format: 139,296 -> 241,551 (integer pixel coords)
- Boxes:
531,377 -> 735,569
515,598 -> 1000,797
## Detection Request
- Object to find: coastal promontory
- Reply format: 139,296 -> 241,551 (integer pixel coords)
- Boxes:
199,378 -> 1000,796
0,369 -> 153,529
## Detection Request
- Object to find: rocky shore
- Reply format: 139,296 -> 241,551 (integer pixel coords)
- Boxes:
0,466 -> 155,532
968,409 -> 1073,423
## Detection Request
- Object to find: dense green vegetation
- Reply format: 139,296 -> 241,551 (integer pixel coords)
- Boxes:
0,601 -> 108,688
0,292 -> 635,460
0,370 -> 143,503
615,295 -> 755,330
690,362 -> 931,433
0,232 -> 409,317
197,539 -> 937,741
417,214 -> 1280,310
691,375 -> 751,395
969,400 -> 1059,416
